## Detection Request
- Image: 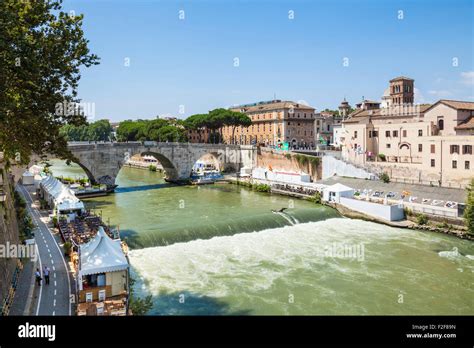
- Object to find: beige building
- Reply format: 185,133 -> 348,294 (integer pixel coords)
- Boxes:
225,100 -> 316,148
315,111 -> 344,145
342,77 -> 474,188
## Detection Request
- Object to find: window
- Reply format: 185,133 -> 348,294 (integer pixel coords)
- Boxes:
438,118 -> 444,130
418,144 -> 422,152
431,159 -> 435,167
354,131 -> 358,138
462,145 -> 472,154
403,130 -> 407,137
98,289 -> 106,301
452,160 -> 457,169
372,131 -> 378,137
418,129 -> 423,136
450,145 -> 459,154
466,161 -> 470,170
430,144 -> 435,154
86,292 -> 93,303
393,130 -> 398,137
316,120 -> 320,125
288,122 -> 291,125
386,143 -> 391,148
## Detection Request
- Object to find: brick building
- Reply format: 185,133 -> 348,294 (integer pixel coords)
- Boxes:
223,100 -> 316,147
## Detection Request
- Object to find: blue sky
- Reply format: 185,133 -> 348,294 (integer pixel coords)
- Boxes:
63,0 -> 474,122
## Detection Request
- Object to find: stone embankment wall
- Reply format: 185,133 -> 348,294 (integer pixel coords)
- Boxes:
256,148 -> 321,181
322,156 -> 376,180
0,166 -> 21,307
364,162 -> 468,189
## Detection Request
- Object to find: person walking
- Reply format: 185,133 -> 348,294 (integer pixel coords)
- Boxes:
43,265 -> 50,285
35,268 -> 42,286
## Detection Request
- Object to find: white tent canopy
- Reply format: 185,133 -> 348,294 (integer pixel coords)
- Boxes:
322,183 -> 355,203
57,199 -> 85,213
79,227 -> 129,277
40,175 -> 85,213
324,183 -> 353,193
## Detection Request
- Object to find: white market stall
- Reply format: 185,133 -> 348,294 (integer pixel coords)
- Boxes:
322,183 -> 355,203
39,175 -> 85,216
22,171 -> 34,185
77,227 -> 129,302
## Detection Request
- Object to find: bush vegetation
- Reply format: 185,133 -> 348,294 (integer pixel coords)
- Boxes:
379,172 -> 390,183
416,214 -> 428,225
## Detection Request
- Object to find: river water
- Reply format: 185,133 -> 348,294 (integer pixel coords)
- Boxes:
50,160 -> 474,315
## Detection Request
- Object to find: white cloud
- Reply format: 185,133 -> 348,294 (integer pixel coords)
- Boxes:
461,71 -> 474,85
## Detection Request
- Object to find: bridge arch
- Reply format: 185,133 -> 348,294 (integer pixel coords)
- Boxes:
140,151 -> 179,181
66,142 -> 253,189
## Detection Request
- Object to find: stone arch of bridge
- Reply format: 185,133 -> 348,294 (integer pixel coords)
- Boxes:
139,151 -> 179,181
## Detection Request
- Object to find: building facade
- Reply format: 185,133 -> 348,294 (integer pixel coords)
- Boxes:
341,77 -> 474,188
315,111 -> 343,145
222,100 -> 316,147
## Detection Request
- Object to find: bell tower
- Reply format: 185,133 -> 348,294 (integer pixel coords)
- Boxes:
389,76 -> 414,105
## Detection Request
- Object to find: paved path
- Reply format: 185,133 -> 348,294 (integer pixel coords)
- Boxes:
321,176 -> 467,203
9,258 -> 35,315
16,185 -> 71,316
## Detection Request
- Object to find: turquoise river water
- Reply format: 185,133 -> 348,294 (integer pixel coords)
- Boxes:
49,160 -> 474,315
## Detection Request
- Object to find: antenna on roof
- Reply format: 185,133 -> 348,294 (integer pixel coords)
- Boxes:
273,93 -> 276,101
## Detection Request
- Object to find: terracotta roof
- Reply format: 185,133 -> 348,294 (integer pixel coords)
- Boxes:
231,101 -> 315,113
389,76 -> 414,82
342,104 -> 431,124
439,100 -> 474,111
455,116 -> 474,130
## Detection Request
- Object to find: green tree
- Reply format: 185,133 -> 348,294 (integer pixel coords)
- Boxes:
222,110 -> 251,144
144,118 -> 168,141
464,178 -> 474,235
87,120 -> 113,141
116,120 -> 146,141
0,0 -> 99,164
156,125 -> 187,142
184,114 -> 209,143
60,119 -> 113,141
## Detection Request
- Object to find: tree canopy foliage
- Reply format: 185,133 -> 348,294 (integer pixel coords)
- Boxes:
0,0 -> 99,164
60,119 -> 113,142
116,118 -> 188,142
184,108 -> 251,143
113,109 -> 250,144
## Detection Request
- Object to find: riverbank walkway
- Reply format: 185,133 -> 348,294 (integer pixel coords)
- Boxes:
15,184 -> 72,316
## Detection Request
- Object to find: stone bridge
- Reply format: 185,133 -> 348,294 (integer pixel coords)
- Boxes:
66,142 -> 256,187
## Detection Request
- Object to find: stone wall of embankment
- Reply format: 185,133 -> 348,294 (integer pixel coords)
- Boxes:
0,165 -> 21,309
256,148 -> 322,181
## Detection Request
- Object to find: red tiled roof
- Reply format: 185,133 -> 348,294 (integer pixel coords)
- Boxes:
455,116 -> 474,130
439,99 -> 474,111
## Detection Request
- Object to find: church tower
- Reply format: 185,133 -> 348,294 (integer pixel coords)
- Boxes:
389,76 -> 414,105
338,98 -> 351,119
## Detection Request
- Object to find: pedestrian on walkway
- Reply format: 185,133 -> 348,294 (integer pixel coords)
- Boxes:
35,268 -> 42,286
43,265 -> 50,285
